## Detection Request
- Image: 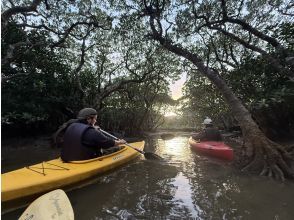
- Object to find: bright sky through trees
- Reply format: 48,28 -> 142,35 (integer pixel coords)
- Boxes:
165,73 -> 187,117
169,73 -> 186,100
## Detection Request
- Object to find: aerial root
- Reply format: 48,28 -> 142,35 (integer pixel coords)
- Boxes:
272,164 -> 285,181
241,149 -> 260,172
241,139 -> 294,180
268,168 -> 273,178
276,146 -> 294,164
259,159 -> 292,181
285,145 -> 294,154
260,161 -> 268,176
277,157 -> 294,179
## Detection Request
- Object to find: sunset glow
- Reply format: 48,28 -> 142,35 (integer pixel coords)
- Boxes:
164,111 -> 177,117
164,73 -> 186,117
169,73 -> 186,100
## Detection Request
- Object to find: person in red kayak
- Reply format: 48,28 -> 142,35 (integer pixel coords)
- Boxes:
59,108 -> 126,162
192,117 -> 222,141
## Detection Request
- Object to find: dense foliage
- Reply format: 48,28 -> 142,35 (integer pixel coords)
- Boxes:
1,4 -> 180,136
2,23 -> 74,135
179,22 -> 294,138
1,0 -> 293,141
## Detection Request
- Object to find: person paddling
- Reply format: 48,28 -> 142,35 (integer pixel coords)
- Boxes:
60,108 -> 126,162
192,117 -> 222,141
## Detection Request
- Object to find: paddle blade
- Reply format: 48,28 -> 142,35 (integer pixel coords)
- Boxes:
19,189 -> 74,220
144,152 -> 163,160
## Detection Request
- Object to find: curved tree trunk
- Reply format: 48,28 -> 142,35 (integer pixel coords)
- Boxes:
148,15 -> 294,180
204,67 -> 294,181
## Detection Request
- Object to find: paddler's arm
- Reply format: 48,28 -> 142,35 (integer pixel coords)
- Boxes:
93,125 -> 126,146
83,128 -> 115,148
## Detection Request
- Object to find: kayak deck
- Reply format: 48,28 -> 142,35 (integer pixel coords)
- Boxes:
189,137 -> 233,161
2,141 -> 145,202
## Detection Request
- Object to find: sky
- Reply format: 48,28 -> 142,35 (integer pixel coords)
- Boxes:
164,73 -> 187,117
169,73 -> 187,100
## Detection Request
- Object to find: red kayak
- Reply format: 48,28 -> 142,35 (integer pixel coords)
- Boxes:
189,137 -> 233,161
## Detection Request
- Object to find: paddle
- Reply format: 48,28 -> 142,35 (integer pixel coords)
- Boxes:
18,189 -> 74,220
99,129 -> 163,160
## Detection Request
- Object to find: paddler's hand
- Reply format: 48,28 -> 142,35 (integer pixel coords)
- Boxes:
94,125 -> 101,130
115,139 -> 126,146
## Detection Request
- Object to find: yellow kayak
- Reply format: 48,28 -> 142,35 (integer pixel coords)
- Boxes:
2,141 -> 144,202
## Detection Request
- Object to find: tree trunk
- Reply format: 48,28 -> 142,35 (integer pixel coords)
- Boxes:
148,18 -> 294,180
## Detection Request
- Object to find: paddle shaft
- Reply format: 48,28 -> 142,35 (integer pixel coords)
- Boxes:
99,129 -> 145,154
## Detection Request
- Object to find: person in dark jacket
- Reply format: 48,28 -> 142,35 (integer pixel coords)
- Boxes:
192,117 -> 222,141
61,108 -> 126,162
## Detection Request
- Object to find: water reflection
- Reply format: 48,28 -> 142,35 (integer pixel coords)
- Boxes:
158,138 -> 185,157
76,160 -> 181,219
171,172 -> 201,218
156,137 -> 193,161
2,135 -> 294,220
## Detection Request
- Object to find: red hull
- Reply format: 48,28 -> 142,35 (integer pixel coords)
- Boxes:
189,137 -> 233,161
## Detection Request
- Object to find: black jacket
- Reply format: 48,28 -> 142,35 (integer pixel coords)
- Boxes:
61,123 -> 115,162
192,127 -> 222,141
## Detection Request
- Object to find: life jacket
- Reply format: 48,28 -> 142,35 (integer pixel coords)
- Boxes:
52,119 -> 79,148
202,127 -> 222,141
61,123 -> 98,162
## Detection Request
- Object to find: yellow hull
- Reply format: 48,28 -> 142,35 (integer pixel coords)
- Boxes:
2,141 -> 144,202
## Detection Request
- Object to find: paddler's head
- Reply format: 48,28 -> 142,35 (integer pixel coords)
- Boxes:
77,108 -> 98,126
202,117 -> 213,128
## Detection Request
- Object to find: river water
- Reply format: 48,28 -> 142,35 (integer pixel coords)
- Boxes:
2,135 -> 294,219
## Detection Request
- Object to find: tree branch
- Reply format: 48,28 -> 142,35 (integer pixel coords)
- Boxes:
1,0 -> 42,22
220,0 -> 283,49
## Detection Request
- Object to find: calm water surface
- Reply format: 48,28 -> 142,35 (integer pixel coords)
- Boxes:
2,135 -> 294,219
